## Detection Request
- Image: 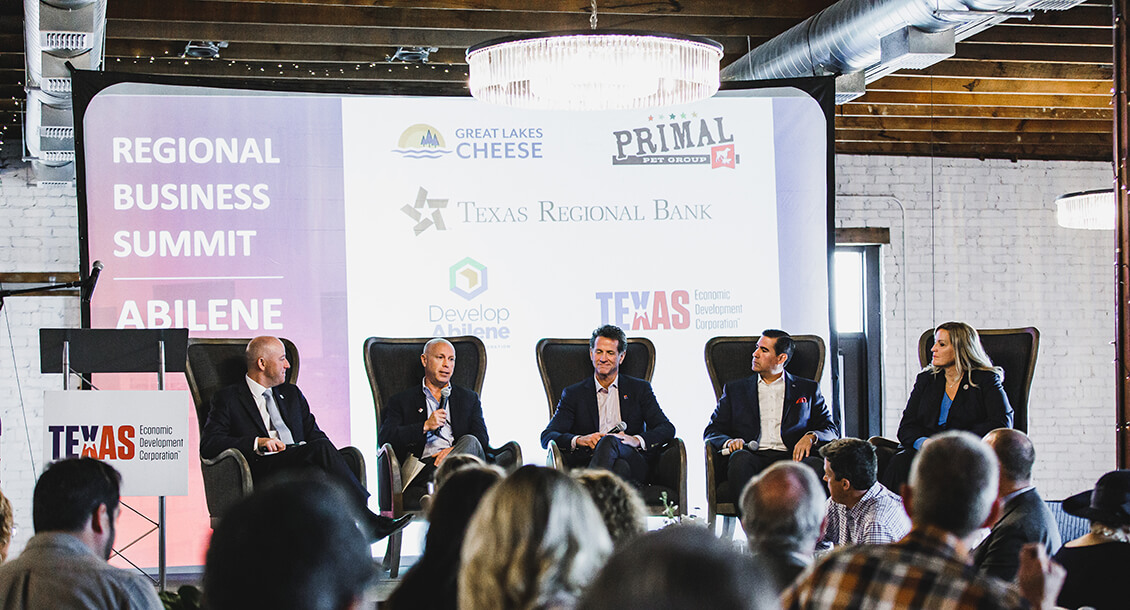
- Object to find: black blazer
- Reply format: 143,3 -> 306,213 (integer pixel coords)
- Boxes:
379,384 -> 489,463
703,371 -> 838,452
972,487 -> 1062,581
896,368 -> 1013,448
200,381 -> 328,463
540,374 -> 675,453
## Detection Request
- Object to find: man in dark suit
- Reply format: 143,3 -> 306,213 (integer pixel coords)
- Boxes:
540,325 -> 675,485
972,428 -> 1061,581
379,337 -> 490,508
703,329 -> 838,497
200,336 -> 409,540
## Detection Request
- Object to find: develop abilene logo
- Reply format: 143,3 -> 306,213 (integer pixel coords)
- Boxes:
450,257 -> 487,300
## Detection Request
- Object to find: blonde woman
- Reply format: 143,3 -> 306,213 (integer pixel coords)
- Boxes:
459,466 -> 612,610
882,322 -> 1013,490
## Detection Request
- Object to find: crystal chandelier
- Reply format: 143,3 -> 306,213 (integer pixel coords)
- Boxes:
466,2 -> 723,111
1055,190 -> 1114,231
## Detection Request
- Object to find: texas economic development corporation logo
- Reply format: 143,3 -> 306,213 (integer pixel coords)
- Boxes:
611,113 -> 738,169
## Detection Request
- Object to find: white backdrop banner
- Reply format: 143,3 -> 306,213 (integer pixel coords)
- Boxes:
44,390 -> 191,497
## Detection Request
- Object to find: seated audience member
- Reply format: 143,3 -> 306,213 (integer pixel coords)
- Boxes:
572,468 -> 648,547
973,428 -> 1061,581
200,335 -> 408,540
434,452 -> 487,488
0,458 -> 162,609
388,466 -> 504,610
203,475 -> 374,610
578,526 -> 777,610
459,465 -> 612,610
739,461 -> 826,593
704,329 -> 838,492
0,488 -> 12,562
1053,470 -> 1130,610
784,431 -> 1065,610
380,338 -> 492,509
819,438 -> 909,548
540,325 -> 676,485
881,322 -> 1013,490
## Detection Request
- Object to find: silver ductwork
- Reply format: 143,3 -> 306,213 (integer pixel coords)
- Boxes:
23,0 -> 108,185
721,0 -> 1087,92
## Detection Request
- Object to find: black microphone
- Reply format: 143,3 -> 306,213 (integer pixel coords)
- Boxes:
81,260 -> 103,304
606,421 -> 626,434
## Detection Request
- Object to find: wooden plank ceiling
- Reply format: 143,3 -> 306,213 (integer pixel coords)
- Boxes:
0,0 -> 1115,162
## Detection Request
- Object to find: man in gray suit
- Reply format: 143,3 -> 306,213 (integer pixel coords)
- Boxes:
972,428 -> 1061,581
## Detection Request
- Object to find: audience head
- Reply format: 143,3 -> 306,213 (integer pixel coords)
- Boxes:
204,475 -> 374,610
578,526 -> 776,610
929,322 -> 996,379
0,488 -> 12,562
459,465 -> 612,610
572,468 -> 647,547
1063,470 -> 1130,538
819,438 -> 878,502
983,428 -> 1035,489
589,325 -> 627,353
739,461 -> 825,555
245,335 -> 290,387
906,430 -> 999,538
33,458 -> 121,559
433,452 -> 488,489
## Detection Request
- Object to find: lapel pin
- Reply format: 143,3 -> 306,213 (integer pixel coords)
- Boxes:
796,397 -> 808,404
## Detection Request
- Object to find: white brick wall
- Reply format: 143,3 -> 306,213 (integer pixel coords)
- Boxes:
0,163 -> 80,556
836,155 -> 1116,500
0,154 -> 1118,559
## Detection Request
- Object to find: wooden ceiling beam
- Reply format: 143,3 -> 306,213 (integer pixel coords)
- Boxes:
956,42 -> 1111,64
967,25 -> 1111,46
838,115 -> 1110,133
869,75 -> 1113,95
834,140 -> 1107,161
912,59 -> 1112,80
108,0 -> 801,38
107,40 -> 470,64
837,103 -> 1111,120
852,89 -> 1113,108
107,57 -> 470,81
202,0 -> 840,19
106,20 -> 757,54
836,129 -> 1110,145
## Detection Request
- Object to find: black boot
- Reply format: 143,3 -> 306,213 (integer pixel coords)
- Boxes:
365,511 -> 412,542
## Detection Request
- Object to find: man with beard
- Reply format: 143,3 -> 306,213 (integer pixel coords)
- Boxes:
0,458 -> 162,609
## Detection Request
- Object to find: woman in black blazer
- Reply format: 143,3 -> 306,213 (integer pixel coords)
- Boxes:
881,322 -> 1013,490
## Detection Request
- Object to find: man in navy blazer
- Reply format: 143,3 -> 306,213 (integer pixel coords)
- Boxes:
379,337 -> 490,507
541,325 -> 675,485
200,336 -> 409,540
703,329 -> 838,497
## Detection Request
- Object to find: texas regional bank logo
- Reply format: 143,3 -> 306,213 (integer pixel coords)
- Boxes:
611,114 -> 738,169
393,123 -> 545,161
597,290 -> 691,330
450,257 -> 487,300
402,186 -> 449,236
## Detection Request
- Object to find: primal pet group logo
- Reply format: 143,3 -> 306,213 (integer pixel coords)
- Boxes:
611,113 -> 738,169
596,290 -> 691,330
449,257 -> 487,300
393,124 -> 453,159
402,187 -> 449,236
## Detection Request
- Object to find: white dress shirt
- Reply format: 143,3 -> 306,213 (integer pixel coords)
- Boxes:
757,374 -> 787,451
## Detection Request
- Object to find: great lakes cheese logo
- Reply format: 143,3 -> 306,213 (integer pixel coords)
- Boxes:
393,124 -> 453,159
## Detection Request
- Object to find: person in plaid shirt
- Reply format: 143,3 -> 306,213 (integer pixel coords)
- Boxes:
818,438 -> 910,548
783,431 -> 1065,610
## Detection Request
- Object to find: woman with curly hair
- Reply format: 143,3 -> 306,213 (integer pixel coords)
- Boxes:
571,469 -> 647,547
459,466 -> 612,610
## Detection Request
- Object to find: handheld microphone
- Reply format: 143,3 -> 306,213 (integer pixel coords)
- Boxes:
439,385 -> 451,410
81,260 -> 103,304
606,421 -> 626,434
721,441 -> 740,457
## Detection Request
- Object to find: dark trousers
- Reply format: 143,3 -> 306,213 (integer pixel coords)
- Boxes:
404,434 -> 486,509
251,437 -> 367,505
564,436 -> 649,485
880,448 -> 916,492
727,448 -> 826,503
